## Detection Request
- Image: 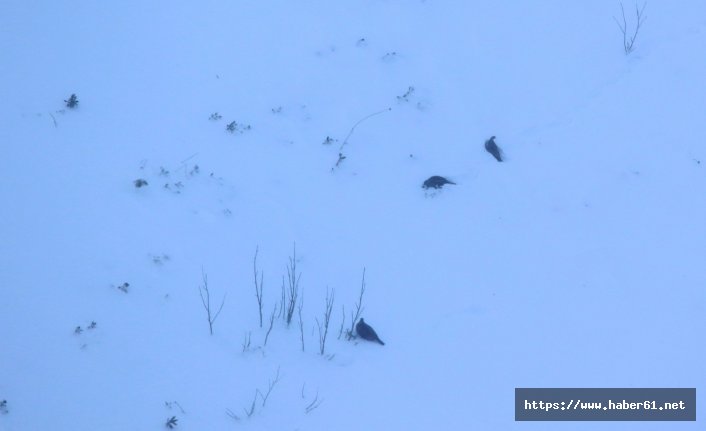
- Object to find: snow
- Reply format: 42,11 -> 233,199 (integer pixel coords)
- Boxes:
1,0 -> 705,429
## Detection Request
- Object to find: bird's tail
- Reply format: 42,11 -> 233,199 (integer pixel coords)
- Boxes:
377,339 -> 385,346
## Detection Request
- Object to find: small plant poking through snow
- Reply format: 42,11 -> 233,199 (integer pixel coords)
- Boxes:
322,136 -> 337,145
75,321 -> 97,335
151,254 -> 171,266
382,51 -> 398,62
209,112 -> 222,121
0,400 -> 8,414
134,179 -> 148,188
163,181 -> 184,193
397,86 -> 415,103
242,331 -> 252,352
64,94 -> 79,109
165,416 -> 178,429
226,121 -> 252,134
116,282 -> 130,293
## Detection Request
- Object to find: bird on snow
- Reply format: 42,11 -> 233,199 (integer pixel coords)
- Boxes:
484,136 -> 503,162
422,175 -> 456,189
356,318 -> 385,345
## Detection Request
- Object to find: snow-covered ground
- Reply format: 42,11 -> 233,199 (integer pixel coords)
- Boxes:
1,1 -> 705,429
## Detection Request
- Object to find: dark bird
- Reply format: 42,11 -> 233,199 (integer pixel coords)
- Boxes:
356,318 -> 385,345
484,136 -> 503,162
422,175 -> 456,189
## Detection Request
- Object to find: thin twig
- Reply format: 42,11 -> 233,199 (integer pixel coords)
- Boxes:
279,277 -> 286,320
180,152 -> 199,165
338,108 -> 392,152
347,268 -> 366,340
305,391 -> 324,414
199,268 -> 226,335
259,367 -> 281,407
253,246 -> 264,328
244,390 -> 257,417
337,305 -> 346,340
285,243 -> 300,326
263,305 -> 277,346
317,287 -> 335,355
242,331 -> 251,352
225,408 -> 240,421
298,295 -> 305,352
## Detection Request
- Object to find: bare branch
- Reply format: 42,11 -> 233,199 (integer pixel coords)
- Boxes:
614,2 -> 647,54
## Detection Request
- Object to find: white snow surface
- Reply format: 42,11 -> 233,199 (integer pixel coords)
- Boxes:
1,1 -> 706,430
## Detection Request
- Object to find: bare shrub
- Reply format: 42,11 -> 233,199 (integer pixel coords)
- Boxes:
614,2 -> 647,55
